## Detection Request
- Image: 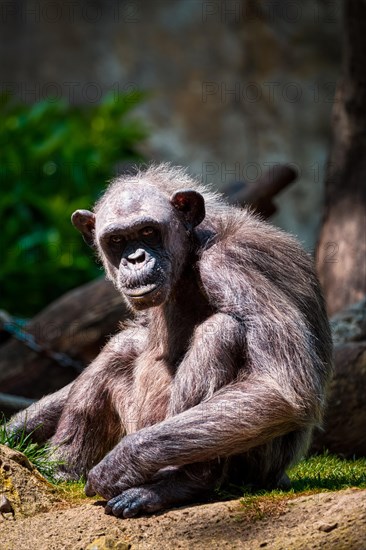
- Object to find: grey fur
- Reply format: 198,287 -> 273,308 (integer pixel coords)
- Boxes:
8,164 -> 333,517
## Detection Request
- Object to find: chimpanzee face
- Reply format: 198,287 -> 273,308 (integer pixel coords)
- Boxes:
71,181 -> 205,310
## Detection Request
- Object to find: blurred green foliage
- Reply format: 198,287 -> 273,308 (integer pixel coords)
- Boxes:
0,92 -> 147,316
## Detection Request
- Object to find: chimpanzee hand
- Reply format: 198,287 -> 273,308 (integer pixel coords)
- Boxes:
84,434 -> 155,500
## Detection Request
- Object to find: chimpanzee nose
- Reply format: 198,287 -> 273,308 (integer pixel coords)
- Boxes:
127,249 -> 146,265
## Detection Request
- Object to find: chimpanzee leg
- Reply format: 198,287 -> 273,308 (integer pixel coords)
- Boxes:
51,329 -> 145,479
7,383 -> 73,444
229,429 -> 312,491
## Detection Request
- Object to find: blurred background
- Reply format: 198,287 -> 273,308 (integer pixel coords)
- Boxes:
1,0 -> 342,316
1,0 -> 366,457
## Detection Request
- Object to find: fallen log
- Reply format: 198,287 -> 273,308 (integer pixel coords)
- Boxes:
0,392 -> 35,411
0,278 -> 127,400
225,164 -> 297,217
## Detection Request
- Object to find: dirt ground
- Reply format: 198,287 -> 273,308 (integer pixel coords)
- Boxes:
1,445 -> 366,550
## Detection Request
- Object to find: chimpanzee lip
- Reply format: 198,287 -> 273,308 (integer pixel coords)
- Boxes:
124,283 -> 159,298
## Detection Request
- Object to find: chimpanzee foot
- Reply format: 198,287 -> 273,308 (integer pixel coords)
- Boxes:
104,485 -> 169,518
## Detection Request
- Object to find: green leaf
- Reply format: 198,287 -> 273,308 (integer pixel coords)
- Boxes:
0,93 -> 147,316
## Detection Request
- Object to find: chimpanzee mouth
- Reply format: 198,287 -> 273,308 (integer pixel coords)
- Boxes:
124,283 -> 159,298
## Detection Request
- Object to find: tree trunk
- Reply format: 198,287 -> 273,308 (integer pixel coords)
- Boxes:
311,298 -> 366,457
313,342 -> 366,457
316,0 -> 366,316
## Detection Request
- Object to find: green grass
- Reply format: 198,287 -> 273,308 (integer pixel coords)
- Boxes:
289,452 -> 366,492
236,453 -> 366,521
0,417 -> 90,501
0,417 -> 62,482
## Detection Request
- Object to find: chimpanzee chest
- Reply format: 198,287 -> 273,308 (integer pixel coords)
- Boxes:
124,351 -> 174,433
123,293 -> 213,433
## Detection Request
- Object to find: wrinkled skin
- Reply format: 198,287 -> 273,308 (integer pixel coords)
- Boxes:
8,165 -> 333,518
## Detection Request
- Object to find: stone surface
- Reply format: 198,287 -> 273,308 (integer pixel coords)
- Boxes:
0,444 -> 61,518
0,0 -> 342,249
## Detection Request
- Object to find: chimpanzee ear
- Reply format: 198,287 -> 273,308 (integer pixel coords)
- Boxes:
71,209 -> 96,247
170,190 -> 205,229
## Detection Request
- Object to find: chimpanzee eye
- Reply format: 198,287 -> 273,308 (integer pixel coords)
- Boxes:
140,226 -> 157,238
110,235 -> 123,244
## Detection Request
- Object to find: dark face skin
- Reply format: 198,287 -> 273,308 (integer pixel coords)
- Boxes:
100,221 -> 169,308
71,183 -> 205,310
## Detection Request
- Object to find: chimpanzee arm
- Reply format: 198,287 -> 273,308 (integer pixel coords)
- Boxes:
6,383 -> 73,444
85,301 -> 325,501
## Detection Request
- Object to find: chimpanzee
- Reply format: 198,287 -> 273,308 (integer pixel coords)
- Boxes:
9,164 -> 333,518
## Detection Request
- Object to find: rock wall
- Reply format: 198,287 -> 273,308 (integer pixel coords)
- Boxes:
0,0 -> 342,248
